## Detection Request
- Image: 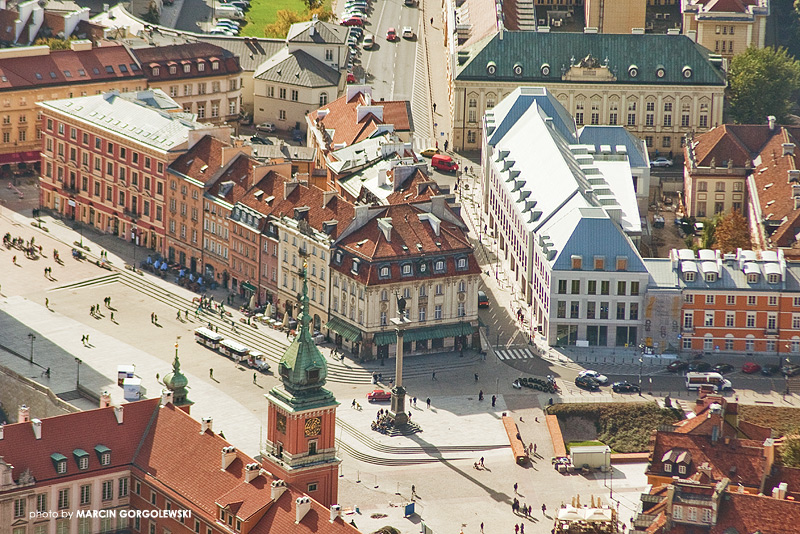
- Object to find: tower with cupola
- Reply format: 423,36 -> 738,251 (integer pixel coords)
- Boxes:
262,260 -> 341,507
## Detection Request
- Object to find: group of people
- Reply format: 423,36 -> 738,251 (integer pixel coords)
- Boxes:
4,233 -> 39,259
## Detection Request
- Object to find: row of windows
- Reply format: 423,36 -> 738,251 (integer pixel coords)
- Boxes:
684,294 -> 793,306
696,180 -> 744,193
557,279 -> 640,296
46,123 -> 161,174
379,281 -> 467,301
683,335 -> 800,352
556,301 -> 639,321
15,477 -> 127,518
377,257 -> 469,279
683,310 -> 800,329
150,59 -> 222,77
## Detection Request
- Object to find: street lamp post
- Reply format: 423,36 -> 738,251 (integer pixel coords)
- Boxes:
27,333 -> 35,363
75,357 -> 82,389
131,223 -> 137,272
388,293 -> 411,427
638,354 -> 643,397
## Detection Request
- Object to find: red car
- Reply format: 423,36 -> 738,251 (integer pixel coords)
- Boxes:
386,27 -> 397,41
346,72 -> 356,83
367,389 -> 391,402
341,16 -> 364,26
742,362 -> 762,374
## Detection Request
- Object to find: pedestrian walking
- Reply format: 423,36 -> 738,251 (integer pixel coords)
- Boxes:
352,399 -> 356,408
185,310 -> 189,319
514,482 -> 518,494
110,312 -> 114,322
12,255 -> 16,264
45,298 -> 49,308
520,524 -> 525,534
480,522 -> 484,533
433,102 -> 437,113
542,503 -> 547,515
151,312 -> 155,323
474,373 -> 479,382
413,396 -> 417,406
515,524 -> 519,534
426,397 -> 431,408
177,310 -> 181,320
209,368 -> 214,378
154,314 -> 158,324
534,443 -> 537,454
411,485 -> 416,497
253,373 -> 257,384
491,394 -> 497,407
432,371 -> 437,381
444,139 -> 449,151
480,456 -> 484,467
85,334 -> 89,345
81,335 -> 85,345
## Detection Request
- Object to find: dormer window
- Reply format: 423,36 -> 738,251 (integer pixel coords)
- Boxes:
678,464 -> 687,474
380,266 -> 390,278
402,264 -> 412,276
748,273 -> 759,283
183,64 -> 191,73
169,66 -> 177,75
685,272 -> 696,282
198,62 -> 205,72
94,445 -> 111,466
435,260 -> 445,272
51,453 -> 68,474
616,256 -> 628,271
594,256 -> 605,270
571,255 -> 582,270
212,61 -> 219,70
457,257 -> 467,270
768,273 -> 781,284
351,259 -> 360,274
664,463 -> 673,473
334,251 -> 343,265
73,449 -> 89,470
705,272 -> 717,283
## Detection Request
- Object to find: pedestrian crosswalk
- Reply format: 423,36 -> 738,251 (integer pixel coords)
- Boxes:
495,347 -> 538,360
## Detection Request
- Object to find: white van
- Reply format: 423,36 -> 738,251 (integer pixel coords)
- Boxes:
215,5 -> 244,19
685,372 -> 732,391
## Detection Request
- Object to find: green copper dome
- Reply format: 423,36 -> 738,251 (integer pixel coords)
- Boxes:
163,345 -> 190,405
277,261 -> 328,395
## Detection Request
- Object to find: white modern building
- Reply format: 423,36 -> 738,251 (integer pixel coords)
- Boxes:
481,87 -> 648,347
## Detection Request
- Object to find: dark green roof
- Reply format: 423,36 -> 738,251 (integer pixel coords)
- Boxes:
457,31 -> 726,86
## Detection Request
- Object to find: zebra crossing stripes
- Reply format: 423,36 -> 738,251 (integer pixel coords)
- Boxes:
495,348 -> 537,360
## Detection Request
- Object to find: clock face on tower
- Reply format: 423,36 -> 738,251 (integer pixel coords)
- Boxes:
304,416 -> 322,437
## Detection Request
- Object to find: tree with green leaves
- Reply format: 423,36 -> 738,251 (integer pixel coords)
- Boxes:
781,434 -> 800,467
264,7 -> 334,38
33,37 -> 75,50
714,210 -> 752,252
728,46 -> 800,124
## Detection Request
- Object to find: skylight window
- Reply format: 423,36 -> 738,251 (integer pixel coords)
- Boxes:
35,73 -> 42,80
64,70 -> 71,77
78,69 -> 85,76
49,72 -> 57,79
119,65 -> 128,73
105,66 -> 114,74
92,67 -> 100,75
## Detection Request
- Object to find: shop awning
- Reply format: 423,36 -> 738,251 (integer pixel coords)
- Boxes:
325,316 -> 362,342
241,281 -> 257,292
0,150 -> 40,165
374,323 -> 475,344
373,331 -> 397,346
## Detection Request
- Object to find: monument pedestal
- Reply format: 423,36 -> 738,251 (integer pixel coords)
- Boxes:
388,385 -> 407,426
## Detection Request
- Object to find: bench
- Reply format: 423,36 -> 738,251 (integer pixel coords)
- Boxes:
502,415 -> 528,465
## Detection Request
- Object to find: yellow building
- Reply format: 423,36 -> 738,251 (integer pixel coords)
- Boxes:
681,0 -> 769,58
585,0 -> 646,34
131,43 -> 243,125
451,30 -> 726,154
0,40 -> 146,168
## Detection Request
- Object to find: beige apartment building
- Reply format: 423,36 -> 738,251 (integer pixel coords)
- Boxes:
682,0 -> 769,59
0,41 -> 145,167
585,0 -> 646,34
451,30 -> 726,153
131,43 -> 243,125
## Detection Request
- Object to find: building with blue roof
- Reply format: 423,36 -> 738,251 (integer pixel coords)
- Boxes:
482,87 -> 648,348
450,29 -> 726,152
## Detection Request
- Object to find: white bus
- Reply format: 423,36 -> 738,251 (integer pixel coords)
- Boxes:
219,338 -> 250,362
194,327 -> 224,349
685,372 -> 732,391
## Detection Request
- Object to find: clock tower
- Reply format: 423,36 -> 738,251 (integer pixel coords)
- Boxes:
262,260 -> 341,507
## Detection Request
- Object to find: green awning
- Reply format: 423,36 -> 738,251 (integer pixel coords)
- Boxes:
325,316 -> 362,342
241,281 -> 257,292
372,323 -> 475,345
373,331 -> 397,346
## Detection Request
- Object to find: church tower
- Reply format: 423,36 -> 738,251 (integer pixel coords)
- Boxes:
262,260 -> 341,507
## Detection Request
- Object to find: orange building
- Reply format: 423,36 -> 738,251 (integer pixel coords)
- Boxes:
645,248 -> 800,357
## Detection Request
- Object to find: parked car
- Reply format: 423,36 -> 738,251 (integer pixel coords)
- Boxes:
650,156 -> 673,168
363,33 -> 375,49
713,363 -> 734,374
341,16 -> 364,26
249,135 -> 269,145
367,389 -> 392,401
781,363 -> 800,377
209,29 -> 234,35
256,122 -> 276,133
431,153 -> 458,172
612,381 -> 640,393
386,27 -> 397,41
578,370 -> 608,386
420,147 -> 439,157
742,362 -> 762,374
402,26 -> 414,39
477,290 -> 489,308
688,361 -> 712,372
346,72 -> 357,83
667,360 -> 690,372
575,375 -> 600,391
349,27 -> 364,38
761,364 -> 781,376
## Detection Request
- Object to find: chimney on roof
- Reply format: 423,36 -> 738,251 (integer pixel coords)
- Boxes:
323,189 -> 337,208
353,204 -> 371,227
221,446 -> 237,470
378,168 -> 389,187
244,462 -> 261,483
686,29 -> 697,42
161,389 -> 174,406
430,195 -> 447,220
114,406 -> 124,425
329,504 -> 342,523
100,391 -> 112,408
284,180 -> 299,200
768,116 -> 776,131
783,143 -> 796,157
788,170 -> 799,183
295,496 -> 312,524
31,419 -> 42,440
271,480 -> 288,501
378,217 -> 393,241
18,405 -> 30,423
201,417 -> 213,433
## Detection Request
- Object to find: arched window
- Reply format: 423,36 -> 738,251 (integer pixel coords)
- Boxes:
319,92 -> 328,106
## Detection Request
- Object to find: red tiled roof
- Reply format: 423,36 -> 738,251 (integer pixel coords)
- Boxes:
132,43 -> 242,82
169,134 -> 230,184
0,399 -> 161,485
690,124 -> 757,167
268,178 -> 355,240
0,42 -> 145,92
751,128 -> 800,247
0,9 -> 20,43
0,400 -> 358,534
331,202 -> 481,286
308,89 -> 412,147
710,491 -> 800,534
384,168 -> 441,205
648,432 -> 768,488
206,154 -> 261,204
764,465 -> 800,500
